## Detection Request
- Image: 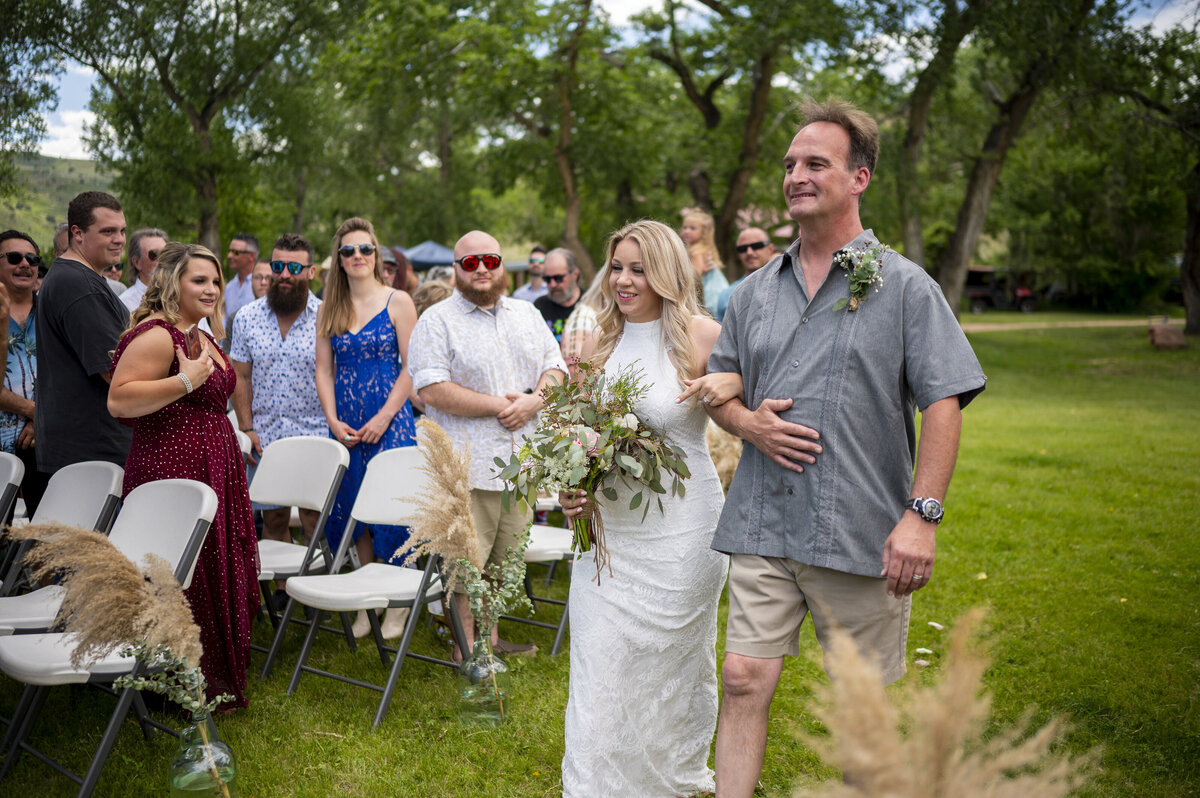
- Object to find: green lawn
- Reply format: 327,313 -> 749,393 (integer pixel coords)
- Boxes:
1,325 -> 1197,796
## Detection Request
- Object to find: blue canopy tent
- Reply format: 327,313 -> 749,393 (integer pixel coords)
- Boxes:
403,240 -> 455,270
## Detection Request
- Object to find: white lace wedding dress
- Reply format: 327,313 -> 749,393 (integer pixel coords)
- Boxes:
562,318 -> 729,797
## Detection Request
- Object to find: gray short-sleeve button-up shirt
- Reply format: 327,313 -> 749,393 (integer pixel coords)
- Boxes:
709,230 -> 986,577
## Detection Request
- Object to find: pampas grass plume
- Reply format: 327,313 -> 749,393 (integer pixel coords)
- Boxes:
5,522 -> 202,669
393,419 -> 483,588
707,420 -> 741,494
794,609 -> 1099,798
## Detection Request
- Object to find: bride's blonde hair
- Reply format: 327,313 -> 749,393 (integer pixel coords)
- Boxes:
591,220 -> 700,388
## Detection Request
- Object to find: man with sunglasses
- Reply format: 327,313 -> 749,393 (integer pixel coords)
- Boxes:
230,233 -> 326,586
224,233 -> 259,320
715,228 -> 777,323
36,191 -> 133,475
532,248 -> 583,342
0,231 -> 50,515
409,230 -> 567,658
119,227 -> 168,311
512,244 -> 548,303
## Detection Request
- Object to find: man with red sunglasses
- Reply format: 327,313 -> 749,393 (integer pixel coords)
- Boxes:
409,230 -> 567,659
119,227 -> 168,312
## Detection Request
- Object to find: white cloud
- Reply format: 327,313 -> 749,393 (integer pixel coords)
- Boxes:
39,110 -> 96,159
1131,0 -> 1198,32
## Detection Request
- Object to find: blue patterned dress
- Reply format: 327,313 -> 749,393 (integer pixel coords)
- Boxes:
325,293 -> 416,562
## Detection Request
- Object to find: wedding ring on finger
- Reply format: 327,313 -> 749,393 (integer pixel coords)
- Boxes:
702,395 -> 712,404
913,574 -> 924,581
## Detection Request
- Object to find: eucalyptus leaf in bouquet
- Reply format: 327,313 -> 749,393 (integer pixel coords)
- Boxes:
494,361 -> 691,578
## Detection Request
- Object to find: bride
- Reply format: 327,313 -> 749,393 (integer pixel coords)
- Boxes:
560,220 -> 729,797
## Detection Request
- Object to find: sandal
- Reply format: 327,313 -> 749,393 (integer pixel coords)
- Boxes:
494,638 -> 538,657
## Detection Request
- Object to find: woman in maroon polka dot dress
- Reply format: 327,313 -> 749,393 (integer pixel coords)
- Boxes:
108,242 -> 259,710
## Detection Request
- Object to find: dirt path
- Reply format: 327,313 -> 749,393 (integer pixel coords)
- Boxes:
960,318 -> 1184,333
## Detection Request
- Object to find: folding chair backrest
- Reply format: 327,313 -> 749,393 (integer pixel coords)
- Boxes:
0,452 -> 25,522
349,446 -> 428,528
108,479 -> 218,588
326,446 -> 427,570
31,461 -> 124,531
249,436 -> 349,512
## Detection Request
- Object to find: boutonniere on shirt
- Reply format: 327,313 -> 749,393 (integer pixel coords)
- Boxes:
833,242 -> 887,312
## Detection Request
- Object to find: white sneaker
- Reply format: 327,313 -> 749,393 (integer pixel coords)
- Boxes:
380,607 -> 410,640
351,609 -> 373,639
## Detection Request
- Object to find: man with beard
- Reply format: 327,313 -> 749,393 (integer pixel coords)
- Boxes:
230,233 -> 325,594
0,230 -> 50,516
36,191 -> 132,474
532,247 -> 583,342
409,230 -> 566,658
119,227 -> 168,311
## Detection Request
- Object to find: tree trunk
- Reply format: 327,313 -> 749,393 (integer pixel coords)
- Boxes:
436,102 -> 453,244
291,168 -> 307,234
715,48 -> 775,277
936,83 -> 1041,313
1183,158 -> 1200,335
195,127 -> 220,253
555,0 -> 596,280
897,0 -> 988,267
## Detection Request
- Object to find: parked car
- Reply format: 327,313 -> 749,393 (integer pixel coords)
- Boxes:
965,266 -> 1037,313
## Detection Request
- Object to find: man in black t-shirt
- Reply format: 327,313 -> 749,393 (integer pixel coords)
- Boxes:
532,247 -> 583,343
35,191 -> 132,473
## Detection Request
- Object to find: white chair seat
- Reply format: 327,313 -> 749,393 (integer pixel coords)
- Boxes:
0,585 -> 65,636
534,495 -> 560,512
257,539 -> 327,581
286,563 -> 441,613
525,524 -> 574,562
0,632 -> 135,685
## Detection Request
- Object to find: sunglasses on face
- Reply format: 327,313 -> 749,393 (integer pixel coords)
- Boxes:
146,249 -> 161,261
228,248 -> 252,256
3,252 -> 42,268
736,241 -> 771,254
545,273 -> 571,284
456,253 -> 502,272
269,260 -> 309,275
338,243 -> 376,258
529,256 -> 546,265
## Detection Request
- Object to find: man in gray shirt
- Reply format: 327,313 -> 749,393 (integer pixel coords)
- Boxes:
704,99 -> 986,797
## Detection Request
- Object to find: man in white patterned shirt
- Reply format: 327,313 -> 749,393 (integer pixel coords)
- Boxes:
409,230 -> 566,657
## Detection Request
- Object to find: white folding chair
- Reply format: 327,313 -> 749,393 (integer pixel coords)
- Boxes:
251,436 -> 349,674
0,454 -> 26,591
499,523 -> 573,655
0,478 -> 217,798
0,461 -> 124,599
279,445 -> 467,729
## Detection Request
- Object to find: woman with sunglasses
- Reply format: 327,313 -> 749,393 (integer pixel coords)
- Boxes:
315,217 -> 419,639
109,242 -> 259,711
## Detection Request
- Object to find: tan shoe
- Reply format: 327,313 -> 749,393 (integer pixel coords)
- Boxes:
380,607 -> 410,640
351,609 -> 373,639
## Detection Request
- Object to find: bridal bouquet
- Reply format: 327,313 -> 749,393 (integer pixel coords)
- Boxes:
494,361 -> 690,578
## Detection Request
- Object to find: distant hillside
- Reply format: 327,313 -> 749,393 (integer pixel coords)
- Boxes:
0,155 -> 114,249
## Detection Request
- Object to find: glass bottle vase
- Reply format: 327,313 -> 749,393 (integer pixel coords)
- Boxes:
169,711 -> 240,797
458,638 -> 511,726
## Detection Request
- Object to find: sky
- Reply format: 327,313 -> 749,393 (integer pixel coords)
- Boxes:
36,0 -> 1197,160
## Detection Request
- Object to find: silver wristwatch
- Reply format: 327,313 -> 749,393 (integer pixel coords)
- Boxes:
906,497 -> 944,524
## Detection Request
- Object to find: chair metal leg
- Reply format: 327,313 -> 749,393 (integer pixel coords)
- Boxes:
77,687 -> 139,798
551,592 -> 570,656
372,597 -> 424,730
0,684 -> 40,773
367,611 -> 390,668
260,595 -> 298,680
287,609 -> 326,695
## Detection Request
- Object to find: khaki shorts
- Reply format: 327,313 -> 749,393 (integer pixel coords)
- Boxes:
454,489 -> 531,594
725,553 -> 910,685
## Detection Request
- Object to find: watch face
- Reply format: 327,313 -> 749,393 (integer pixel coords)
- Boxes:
921,498 -> 944,521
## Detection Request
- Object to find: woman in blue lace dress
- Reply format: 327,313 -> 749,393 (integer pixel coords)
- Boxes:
316,217 -> 418,639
